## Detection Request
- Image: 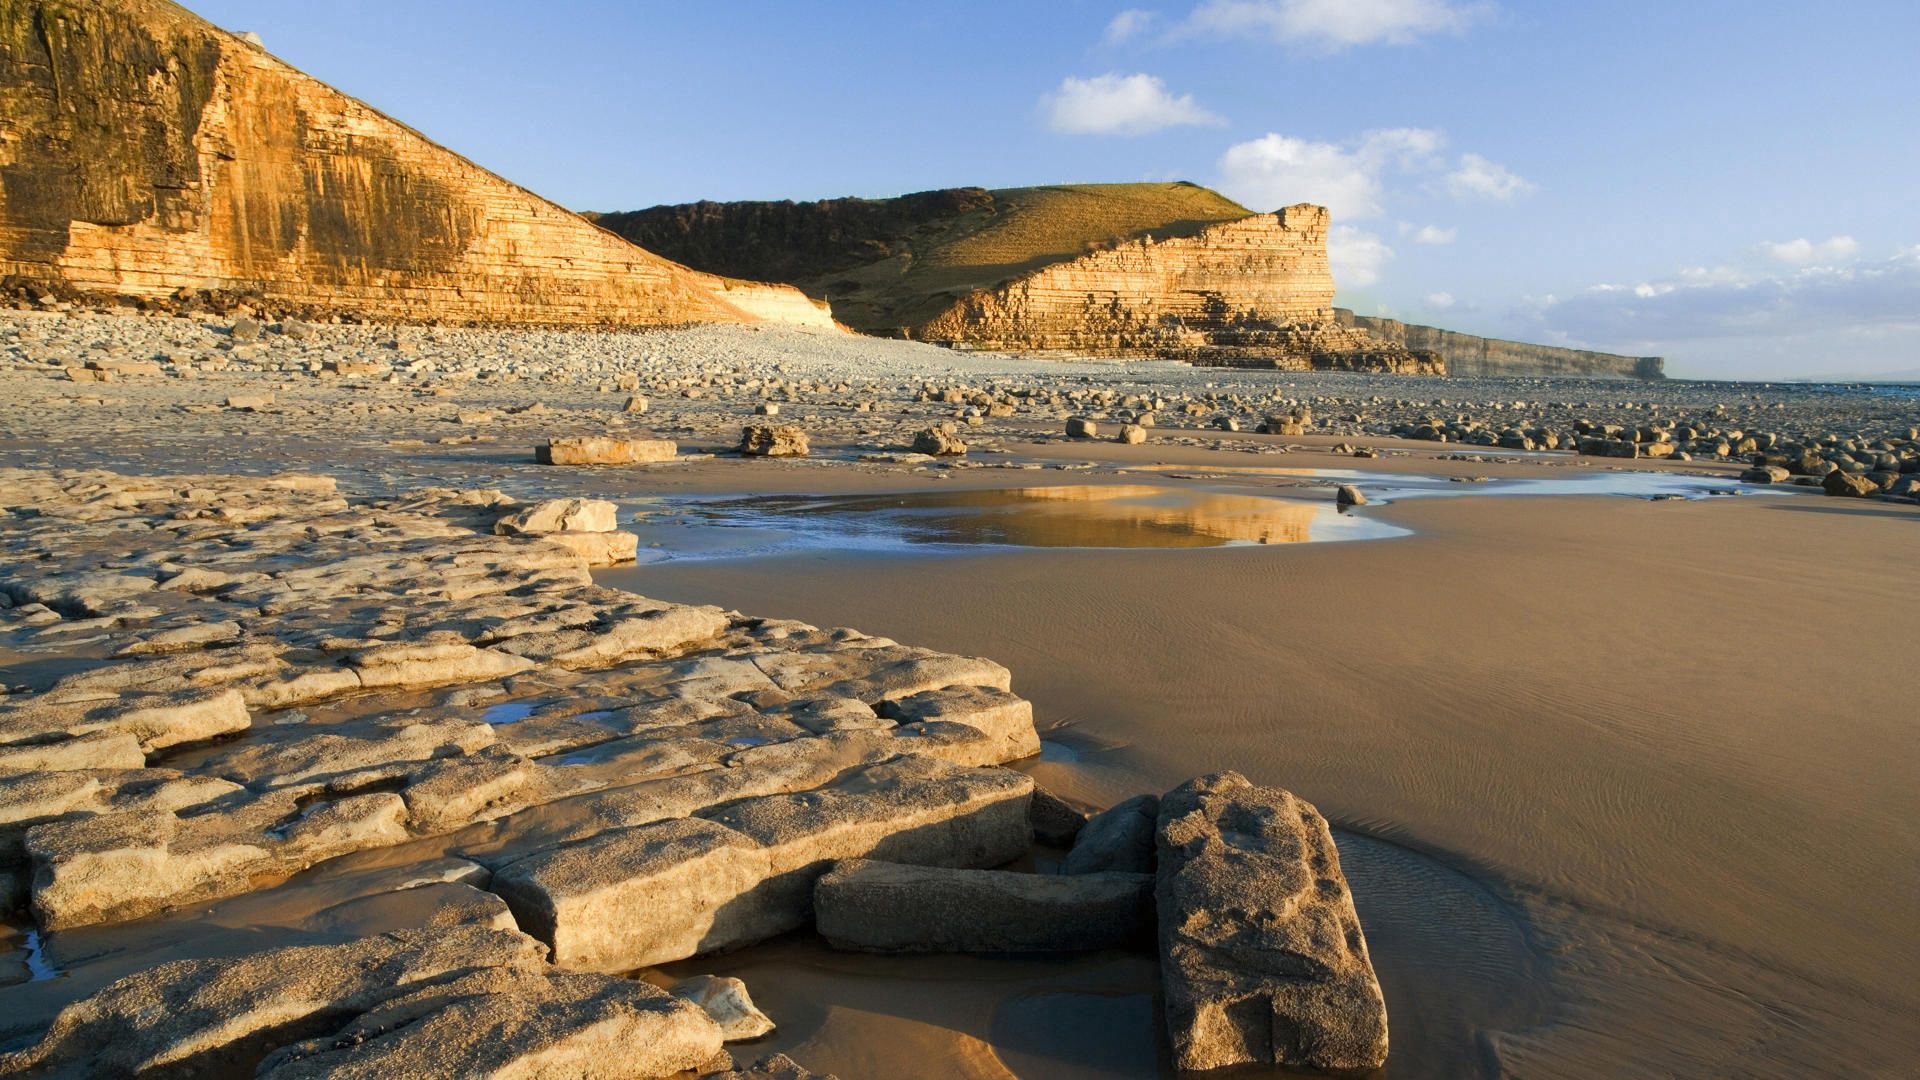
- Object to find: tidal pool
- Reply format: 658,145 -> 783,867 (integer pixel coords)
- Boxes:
623,484 -> 1405,562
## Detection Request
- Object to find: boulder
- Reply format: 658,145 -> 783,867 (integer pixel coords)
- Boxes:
671,974 -> 776,1041
739,425 -> 810,457
623,395 -> 650,413
1740,465 -> 1790,484
1823,470 -> 1878,498
1065,417 -> 1098,439
1116,424 -> 1147,445
537,437 -> 676,465
1028,786 -> 1089,847
910,426 -> 968,456
1336,484 -> 1367,508
814,859 -> 1152,953
1064,793 -> 1158,875
1156,772 -> 1388,1073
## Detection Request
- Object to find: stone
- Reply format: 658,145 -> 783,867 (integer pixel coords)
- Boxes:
1064,793 -> 1158,875
1740,465 -> 1791,484
493,817 -> 772,972
739,424 -> 810,457
1336,484 -> 1367,507
910,425 -> 968,456
494,497 -> 620,535
1156,772 -> 1388,1073
876,685 -> 1041,765
706,1054 -> 838,1080
256,969 -> 723,1080
1823,470 -> 1878,497
671,974 -> 777,1041
1116,423 -> 1147,444
226,392 -> 273,410
624,395 -> 650,413
814,858 -> 1153,953
0,927 -> 548,1076
1065,417 -> 1098,439
1029,786 -> 1089,847
537,437 -> 677,465
538,529 -> 642,567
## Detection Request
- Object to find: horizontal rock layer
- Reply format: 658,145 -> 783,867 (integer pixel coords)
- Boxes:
1338,309 -> 1664,379
0,0 -> 831,330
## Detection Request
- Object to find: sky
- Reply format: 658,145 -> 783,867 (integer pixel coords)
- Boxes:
188,1 -> 1920,380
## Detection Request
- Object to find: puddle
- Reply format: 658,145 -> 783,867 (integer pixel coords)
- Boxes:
479,701 -> 538,725
623,485 -> 1405,562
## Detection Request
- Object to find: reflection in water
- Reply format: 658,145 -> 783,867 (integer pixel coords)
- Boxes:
626,485 -> 1403,562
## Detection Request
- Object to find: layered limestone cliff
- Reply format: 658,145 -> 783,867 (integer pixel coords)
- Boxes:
1337,310 -> 1664,379
0,0 -> 832,328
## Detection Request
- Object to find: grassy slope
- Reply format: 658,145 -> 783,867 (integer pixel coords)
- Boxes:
842,182 -> 1253,330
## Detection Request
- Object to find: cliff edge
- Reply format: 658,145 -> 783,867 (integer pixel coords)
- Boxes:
0,0 -> 832,328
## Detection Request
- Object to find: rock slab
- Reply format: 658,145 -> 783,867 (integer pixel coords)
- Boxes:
1155,772 -> 1388,1073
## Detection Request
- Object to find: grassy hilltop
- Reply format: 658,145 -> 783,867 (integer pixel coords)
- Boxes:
590,182 -> 1255,333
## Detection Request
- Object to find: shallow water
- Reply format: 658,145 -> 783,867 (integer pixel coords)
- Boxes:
623,484 -> 1405,561
616,471 -> 1773,564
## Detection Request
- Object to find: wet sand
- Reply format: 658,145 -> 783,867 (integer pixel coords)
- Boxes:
603,445 -> 1920,1077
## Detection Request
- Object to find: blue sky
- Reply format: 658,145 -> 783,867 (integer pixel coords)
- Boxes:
191,1 -> 1919,379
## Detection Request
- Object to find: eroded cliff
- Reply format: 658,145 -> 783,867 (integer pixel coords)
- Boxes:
1337,311 -> 1664,379
0,0 -> 831,328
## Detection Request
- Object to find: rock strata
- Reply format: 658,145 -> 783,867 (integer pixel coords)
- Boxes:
1155,772 -> 1389,1073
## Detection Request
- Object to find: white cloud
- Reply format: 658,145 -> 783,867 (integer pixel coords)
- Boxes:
1329,225 -> 1393,287
1042,73 -> 1224,135
1444,152 -> 1534,200
1104,9 -> 1157,44
1763,235 -> 1860,265
1402,222 -> 1457,244
1183,0 -> 1486,50
1425,291 -> 1456,308
1215,127 -> 1443,219
1529,246 -> 1920,354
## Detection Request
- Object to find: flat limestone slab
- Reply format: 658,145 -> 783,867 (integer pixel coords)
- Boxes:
0,927 -> 547,1077
536,436 -> 676,465
814,858 -> 1152,953
1155,772 -> 1389,1073
492,817 -> 771,973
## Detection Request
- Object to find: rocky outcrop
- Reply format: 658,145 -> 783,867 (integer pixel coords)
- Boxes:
0,0 -> 832,329
1337,309 -> 1664,379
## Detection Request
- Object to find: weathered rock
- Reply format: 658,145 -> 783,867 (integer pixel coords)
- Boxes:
0,927 -> 548,1077
911,425 -> 968,456
671,974 -> 777,1041
1064,793 -> 1158,875
537,437 -> 678,466
739,424 -> 810,457
705,1054 -> 838,1080
814,858 -> 1153,953
1116,423 -> 1147,444
1065,417 -> 1098,439
1823,469 -> 1878,497
1336,484 -> 1367,507
537,529 -> 642,567
876,685 -> 1040,765
1029,786 -> 1089,847
1156,772 -> 1388,1073
494,498 -> 620,536
256,968 -> 723,1080
1740,465 -> 1791,484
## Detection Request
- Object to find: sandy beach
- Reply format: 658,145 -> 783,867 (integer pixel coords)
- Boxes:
1,314 -> 1914,1077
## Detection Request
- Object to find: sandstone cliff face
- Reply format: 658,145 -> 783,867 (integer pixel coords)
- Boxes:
0,0 -> 832,328
915,206 -> 1335,352
1338,310 -> 1663,379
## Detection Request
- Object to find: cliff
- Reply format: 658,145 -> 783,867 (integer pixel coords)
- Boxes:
1337,311 -> 1664,379
595,182 -> 1257,335
0,0 -> 832,328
